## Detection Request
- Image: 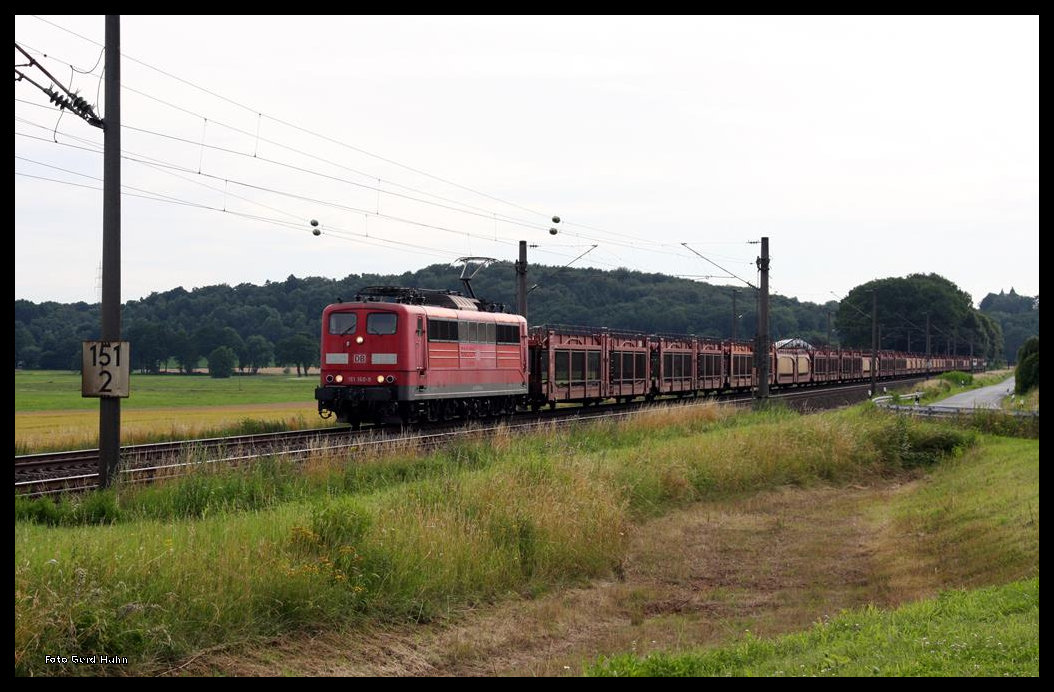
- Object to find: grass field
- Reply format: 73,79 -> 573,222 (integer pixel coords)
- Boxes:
15,370 -> 319,411
15,403 -> 1038,676
14,371 -> 330,453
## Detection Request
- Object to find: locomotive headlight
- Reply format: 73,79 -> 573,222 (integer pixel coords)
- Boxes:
377,375 -> 385,383
335,375 -> 344,383
356,336 -> 364,344
385,375 -> 395,383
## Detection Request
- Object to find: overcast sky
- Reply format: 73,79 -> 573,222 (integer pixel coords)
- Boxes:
14,15 -> 1038,308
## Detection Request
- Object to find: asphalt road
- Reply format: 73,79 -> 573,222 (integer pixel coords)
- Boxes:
936,376 -> 1016,410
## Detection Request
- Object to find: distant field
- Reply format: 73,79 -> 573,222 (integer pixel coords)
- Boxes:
14,370 -> 319,411
14,371 -> 331,453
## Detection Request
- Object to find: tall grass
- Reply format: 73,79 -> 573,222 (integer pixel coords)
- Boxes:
15,405 -> 978,675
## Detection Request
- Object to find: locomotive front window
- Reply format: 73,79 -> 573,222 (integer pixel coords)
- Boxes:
329,312 -> 357,335
367,312 -> 398,335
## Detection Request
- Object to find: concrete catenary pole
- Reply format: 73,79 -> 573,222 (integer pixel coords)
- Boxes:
756,237 -> 770,400
925,311 -> 931,357
870,289 -> 878,398
99,15 -> 122,488
731,289 -> 738,341
516,240 -> 527,320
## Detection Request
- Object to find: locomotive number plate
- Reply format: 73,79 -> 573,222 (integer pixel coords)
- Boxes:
353,353 -> 367,364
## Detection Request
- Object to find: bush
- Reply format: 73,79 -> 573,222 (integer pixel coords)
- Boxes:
938,371 -> 973,386
1015,336 -> 1039,394
207,346 -> 236,378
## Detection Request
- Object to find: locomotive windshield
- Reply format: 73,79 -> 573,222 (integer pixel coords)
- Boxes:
328,312 -> 357,335
366,312 -> 398,335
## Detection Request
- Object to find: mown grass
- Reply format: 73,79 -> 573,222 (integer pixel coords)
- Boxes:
14,405 -> 980,675
585,578 -> 1039,677
874,435 -> 1039,590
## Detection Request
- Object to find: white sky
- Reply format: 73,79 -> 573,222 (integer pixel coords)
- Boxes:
14,15 -> 1039,307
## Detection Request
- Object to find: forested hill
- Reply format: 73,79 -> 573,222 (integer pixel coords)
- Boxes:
15,264 -> 836,372
979,288 -> 1040,362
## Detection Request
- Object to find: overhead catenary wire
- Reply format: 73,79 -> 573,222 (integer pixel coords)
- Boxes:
681,242 -> 758,290
14,124 -> 535,249
22,17 -> 751,257
16,113 -> 699,269
14,139 -> 463,259
14,168 -> 461,261
16,151 -> 623,274
17,21 -> 761,282
15,46 -> 534,232
27,15 -> 554,222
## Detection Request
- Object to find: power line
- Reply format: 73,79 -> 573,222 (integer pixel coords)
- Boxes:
116,84 -> 554,232
23,17 -> 724,256
28,14 -> 553,221
113,116 -> 699,258
15,123 -> 529,249
681,242 -> 758,289
15,167 -> 460,261
19,81 -> 552,237
16,116 -> 695,272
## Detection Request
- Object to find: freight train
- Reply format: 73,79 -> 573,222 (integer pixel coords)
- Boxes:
314,287 -> 980,426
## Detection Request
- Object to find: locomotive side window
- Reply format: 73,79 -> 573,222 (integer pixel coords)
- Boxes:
366,312 -> 397,335
485,322 -> 496,344
428,319 -> 459,342
460,321 -> 486,343
496,324 -> 519,344
329,312 -> 357,335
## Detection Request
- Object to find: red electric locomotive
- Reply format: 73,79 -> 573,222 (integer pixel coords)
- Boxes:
316,283 -> 982,426
315,287 -> 528,426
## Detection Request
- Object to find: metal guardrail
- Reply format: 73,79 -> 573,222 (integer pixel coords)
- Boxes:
872,392 -> 1039,420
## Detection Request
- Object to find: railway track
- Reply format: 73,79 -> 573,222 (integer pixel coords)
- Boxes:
15,379 -> 920,497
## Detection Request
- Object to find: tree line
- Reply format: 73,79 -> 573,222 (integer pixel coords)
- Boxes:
834,274 -> 1019,363
14,265 -> 1035,374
